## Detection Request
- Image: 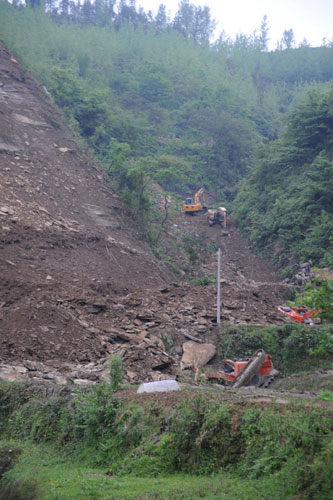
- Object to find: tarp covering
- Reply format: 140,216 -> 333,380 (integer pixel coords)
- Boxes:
137,379 -> 179,393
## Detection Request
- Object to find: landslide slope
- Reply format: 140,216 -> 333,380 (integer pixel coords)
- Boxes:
0,43 -> 171,366
0,43 -> 290,385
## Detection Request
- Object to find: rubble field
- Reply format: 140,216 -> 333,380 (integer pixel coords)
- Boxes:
0,42 -> 292,386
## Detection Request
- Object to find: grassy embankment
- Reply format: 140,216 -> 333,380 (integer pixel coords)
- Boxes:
0,324 -> 332,500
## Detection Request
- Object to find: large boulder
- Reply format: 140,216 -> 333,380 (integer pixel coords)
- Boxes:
181,341 -> 216,369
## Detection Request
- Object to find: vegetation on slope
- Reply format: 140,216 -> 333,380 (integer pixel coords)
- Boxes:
218,324 -> 333,375
233,85 -> 333,272
0,0 -> 332,267
0,374 -> 332,499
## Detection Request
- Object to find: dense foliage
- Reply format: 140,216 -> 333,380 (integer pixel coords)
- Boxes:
0,1 -> 332,268
295,275 -> 333,323
233,85 -> 333,270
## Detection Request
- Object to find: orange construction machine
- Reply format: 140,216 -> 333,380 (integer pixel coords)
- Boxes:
183,188 -> 207,215
203,350 -> 278,388
277,305 -> 320,325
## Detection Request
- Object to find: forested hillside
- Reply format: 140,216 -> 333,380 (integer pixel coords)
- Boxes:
0,0 -> 332,270
234,85 -> 333,272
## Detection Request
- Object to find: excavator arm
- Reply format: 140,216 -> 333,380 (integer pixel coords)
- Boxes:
194,188 -> 205,204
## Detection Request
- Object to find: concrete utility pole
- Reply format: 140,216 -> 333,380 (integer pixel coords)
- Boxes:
217,247 -> 221,324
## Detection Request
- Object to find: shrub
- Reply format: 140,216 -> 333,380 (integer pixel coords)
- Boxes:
218,324 -> 333,374
109,355 -> 124,392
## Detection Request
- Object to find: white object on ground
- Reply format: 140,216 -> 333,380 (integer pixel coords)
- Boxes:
137,380 -> 179,393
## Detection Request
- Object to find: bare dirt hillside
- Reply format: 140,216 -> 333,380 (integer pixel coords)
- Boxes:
0,43 -> 291,385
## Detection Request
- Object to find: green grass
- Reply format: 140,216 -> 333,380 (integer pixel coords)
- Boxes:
1,382 -> 332,499
1,441 -> 280,500
273,371 -> 333,392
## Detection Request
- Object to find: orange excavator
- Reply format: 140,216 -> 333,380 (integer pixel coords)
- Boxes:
183,188 -> 207,215
277,305 -> 320,325
203,350 -> 278,388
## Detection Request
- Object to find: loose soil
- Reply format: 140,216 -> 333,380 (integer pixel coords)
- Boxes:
0,42 -> 296,388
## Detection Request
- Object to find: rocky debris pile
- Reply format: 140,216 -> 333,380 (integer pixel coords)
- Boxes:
106,280 -> 289,337
108,336 -> 176,383
0,360 -> 101,385
0,338 -> 219,386
0,275 -> 290,384
0,331 -> 176,386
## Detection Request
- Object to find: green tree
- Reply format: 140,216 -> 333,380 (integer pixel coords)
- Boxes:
74,89 -> 109,138
25,0 -> 42,8
279,28 -> 295,50
81,0 -> 95,25
95,0 -> 116,27
287,84 -> 333,155
258,15 -> 270,51
46,67 -> 82,109
109,354 -> 124,392
173,0 -> 215,44
155,3 -> 168,33
296,277 -> 333,322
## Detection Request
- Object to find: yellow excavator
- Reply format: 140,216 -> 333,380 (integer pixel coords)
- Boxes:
183,188 -> 207,215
